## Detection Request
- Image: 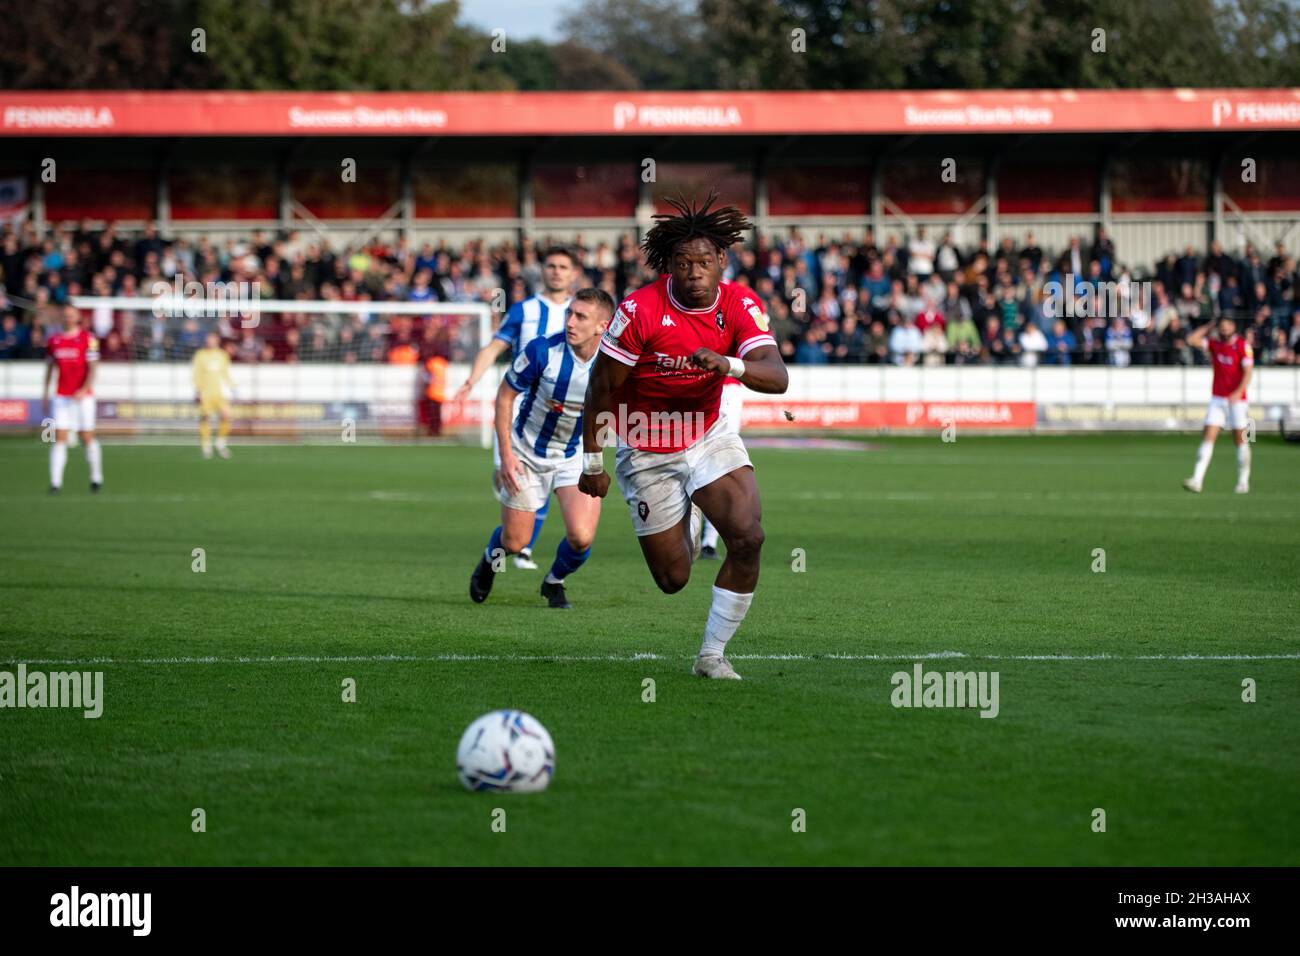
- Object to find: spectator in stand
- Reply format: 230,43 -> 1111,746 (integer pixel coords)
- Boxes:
1018,320 -> 1048,367
1105,318 -> 1133,367
831,314 -> 867,363
0,312 -> 29,358
1160,314 -> 1191,366
1218,274 -> 1244,318
794,327 -> 830,364
1091,227 -> 1116,279
889,312 -> 922,366
914,296 -> 945,337
1044,318 -> 1076,365
860,259 -> 892,320
865,318 -> 890,364
920,317 -> 948,366
908,226 -> 935,278
946,307 -> 980,364
1285,309 -> 1300,364
934,232 -> 960,282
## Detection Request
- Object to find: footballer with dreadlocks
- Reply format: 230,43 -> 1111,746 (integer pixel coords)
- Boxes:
578,191 -> 788,680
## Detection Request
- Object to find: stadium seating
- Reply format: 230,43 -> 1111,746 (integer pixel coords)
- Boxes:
1,220 -> 1297,367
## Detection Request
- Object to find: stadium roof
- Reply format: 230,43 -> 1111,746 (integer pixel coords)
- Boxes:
2,89 -> 1299,137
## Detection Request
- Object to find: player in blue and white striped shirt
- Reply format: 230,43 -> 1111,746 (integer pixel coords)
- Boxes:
470,288 -> 614,609
454,247 -> 577,569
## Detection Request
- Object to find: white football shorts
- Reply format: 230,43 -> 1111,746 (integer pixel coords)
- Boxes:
614,418 -> 752,537
1205,396 -> 1249,431
493,433 -> 582,513
52,395 -> 96,432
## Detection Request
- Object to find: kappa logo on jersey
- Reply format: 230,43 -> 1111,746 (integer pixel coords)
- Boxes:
622,299 -> 637,315
661,315 -> 675,327
606,307 -> 631,340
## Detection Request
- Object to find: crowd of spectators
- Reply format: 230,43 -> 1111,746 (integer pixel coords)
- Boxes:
2,217 -> 1299,368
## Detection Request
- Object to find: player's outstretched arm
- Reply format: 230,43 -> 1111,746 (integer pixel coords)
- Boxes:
454,337 -> 509,402
690,344 -> 788,394
577,353 -> 631,498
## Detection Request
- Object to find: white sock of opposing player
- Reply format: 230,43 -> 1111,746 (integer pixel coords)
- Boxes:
701,518 -> 720,550
1191,440 -> 1214,484
50,441 -> 68,488
699,585 -> 753,658
1236,444 -> 1251,485
85,439 -> 103,484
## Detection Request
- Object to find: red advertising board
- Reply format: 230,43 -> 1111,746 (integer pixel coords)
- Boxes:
2,90 -> 1297,137
441,400 -> 1036,431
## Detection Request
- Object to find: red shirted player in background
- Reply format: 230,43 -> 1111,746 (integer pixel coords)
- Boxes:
43,305 -> 105,494
579,192 -> 788,680
1184,314 -> 1253,494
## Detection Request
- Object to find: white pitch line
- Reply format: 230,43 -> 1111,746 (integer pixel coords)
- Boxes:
2,652 -> 1298,666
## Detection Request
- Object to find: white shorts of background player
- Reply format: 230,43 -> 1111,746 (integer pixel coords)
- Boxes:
493,433 -> 582,513
52,395 -> 97,432
1204,396 -> 1249,431
615,418 -> 752,537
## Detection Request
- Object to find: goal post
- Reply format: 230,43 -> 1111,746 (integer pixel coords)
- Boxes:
68,295 -> 496,445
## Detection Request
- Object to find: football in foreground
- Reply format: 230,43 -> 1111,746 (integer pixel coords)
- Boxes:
456,710 -> 556,793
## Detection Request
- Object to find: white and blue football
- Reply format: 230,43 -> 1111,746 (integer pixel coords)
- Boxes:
456,710 -> 556,793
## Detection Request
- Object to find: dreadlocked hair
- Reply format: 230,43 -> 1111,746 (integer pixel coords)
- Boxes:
641,188 -> 753,275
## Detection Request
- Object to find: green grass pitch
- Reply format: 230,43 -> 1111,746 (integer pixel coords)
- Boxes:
1,433 -> 1297,866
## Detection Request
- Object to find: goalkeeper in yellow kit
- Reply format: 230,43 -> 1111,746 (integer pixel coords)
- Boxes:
192,331 -> 234,459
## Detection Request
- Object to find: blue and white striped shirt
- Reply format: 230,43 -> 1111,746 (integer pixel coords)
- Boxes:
494,295 -> 572,360
504,332 -> 594,461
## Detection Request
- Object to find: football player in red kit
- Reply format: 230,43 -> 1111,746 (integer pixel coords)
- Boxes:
578,192 -> 788,680
43,305 -> 105,494
1184,315 -> 1253,494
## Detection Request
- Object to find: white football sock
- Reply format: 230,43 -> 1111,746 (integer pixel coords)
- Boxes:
699,585 -> 754,658
50,441 -> 68,488
1191,440 -> 1214,483
85,439 -> 103,483
544,572 -> 563,585
701,518 -> 720,550
1236,443 -> 1251,485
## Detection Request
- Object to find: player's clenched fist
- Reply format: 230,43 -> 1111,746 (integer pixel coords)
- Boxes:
689,347 -> 729,374
578,471 -> 609,498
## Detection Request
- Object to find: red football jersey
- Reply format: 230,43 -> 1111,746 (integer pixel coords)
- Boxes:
1208,334 -> 1252,398
47,328 -> 98,396
599,276 -> 776,452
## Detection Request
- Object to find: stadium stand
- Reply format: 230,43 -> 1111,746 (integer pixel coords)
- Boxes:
1,220 -> 1297,368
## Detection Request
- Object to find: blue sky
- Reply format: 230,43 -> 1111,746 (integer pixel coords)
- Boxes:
456,0 -> 567,41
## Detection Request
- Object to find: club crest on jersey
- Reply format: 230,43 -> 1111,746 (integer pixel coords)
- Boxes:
715,310 -> 725,331
637,500 -> 649,521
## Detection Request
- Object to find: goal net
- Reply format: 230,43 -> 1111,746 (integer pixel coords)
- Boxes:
66,294 -> 496,445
